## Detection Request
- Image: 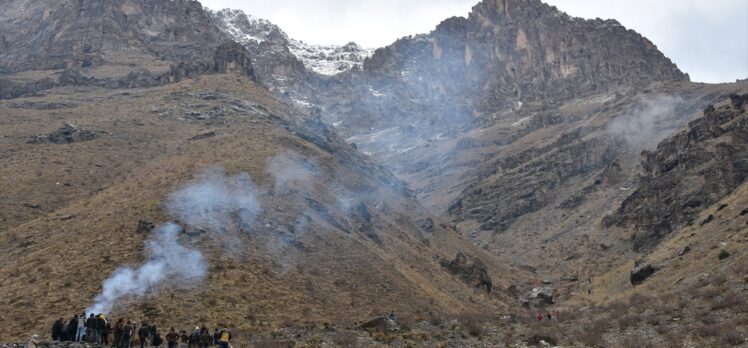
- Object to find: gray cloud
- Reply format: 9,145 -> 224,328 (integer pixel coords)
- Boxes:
200,0 -> 747,83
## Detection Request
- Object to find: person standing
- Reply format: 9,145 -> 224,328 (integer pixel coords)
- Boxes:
76,312 -> 87,342
122,320 -> 134,348
179,330 -> 189,348
66,315 -> 78,341
138,322 -> 150,348
165,327 -> 180,348
199,327 -> 213,348
212,329 -> 220,346
86,313 -> 98,343
217,327 -> 231,348
51,318 -> 64,341
113,319 -> 123,348
102,318 -> 112,346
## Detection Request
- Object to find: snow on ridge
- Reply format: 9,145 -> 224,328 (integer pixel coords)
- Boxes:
211,8 -> 280,45
211,8 -> 374,76
288,41 -> 375,76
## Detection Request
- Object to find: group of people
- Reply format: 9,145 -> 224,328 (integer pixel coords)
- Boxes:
49,312 -> 233,348
535,311 -> 560,322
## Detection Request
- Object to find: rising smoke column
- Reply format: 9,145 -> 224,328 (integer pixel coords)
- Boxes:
87,167 -> 262,315
86,223 -> 207,315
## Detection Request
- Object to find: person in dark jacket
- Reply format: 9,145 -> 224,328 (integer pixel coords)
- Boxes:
66,316 -> 78,342
122,321 -> 134,348
113,319 -> 123,348
86,313 -> 98,343
138,322 -> 150,348
199,328 -> 212,348
96,314 -> 107,344
102,319 -> 112,346
52,318 -> 64,341
212,329 -> 220,346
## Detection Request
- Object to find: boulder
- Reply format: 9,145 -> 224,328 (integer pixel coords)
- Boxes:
677,245 -> 691,256
630,264 -> 656,285
526,287 -> 554,306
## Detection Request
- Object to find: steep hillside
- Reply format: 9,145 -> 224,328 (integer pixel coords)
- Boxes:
0,74 -> 527,342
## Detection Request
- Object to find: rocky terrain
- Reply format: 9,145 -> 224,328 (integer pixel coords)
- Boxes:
1,0 -> 747,346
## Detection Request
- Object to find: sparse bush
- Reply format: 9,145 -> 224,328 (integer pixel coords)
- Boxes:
456,313 -> 487,337
250,340 -> 294,348
428,312 -> 444,327
618,313 -> 640,330
574,318 -> 608,347
723,328 -> 745,346
719,249 -> 731,260
620,336 -> 655,348
332,331 -> 359,347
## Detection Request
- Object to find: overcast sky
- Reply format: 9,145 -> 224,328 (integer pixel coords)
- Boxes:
201,0 -> 748,83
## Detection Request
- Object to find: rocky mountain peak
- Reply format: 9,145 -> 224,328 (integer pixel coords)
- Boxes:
210,8 -> 374,76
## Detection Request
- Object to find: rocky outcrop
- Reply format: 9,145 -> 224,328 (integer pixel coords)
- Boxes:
213,42 -> 257,80
630,263 -> 656,285
606,95 -> 748,250
440,252 -> 493,293
27,123 -> 104,144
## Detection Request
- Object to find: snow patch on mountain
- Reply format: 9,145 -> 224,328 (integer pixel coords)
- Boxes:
210,8 -> 374,76
289,42 -> 374,76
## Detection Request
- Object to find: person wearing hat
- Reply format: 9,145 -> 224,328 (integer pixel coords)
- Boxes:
27,334 -> 40,348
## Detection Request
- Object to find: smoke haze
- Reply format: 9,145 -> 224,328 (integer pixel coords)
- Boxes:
167,167 -> 262,233
607,95 -> 686,149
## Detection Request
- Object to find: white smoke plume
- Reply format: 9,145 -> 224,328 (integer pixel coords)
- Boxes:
87,167 -> 262,315
267,151 -> 319,194
607,95 -> 685,149
86,223 -> 207,315
167,167 -> 262,233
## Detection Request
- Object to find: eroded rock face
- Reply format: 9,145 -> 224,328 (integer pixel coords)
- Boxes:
213,42 -> 257,80
0,0 -> 225,74
440,252 -> 493,293
449,130 -> 623,232
607,95 -> 748,250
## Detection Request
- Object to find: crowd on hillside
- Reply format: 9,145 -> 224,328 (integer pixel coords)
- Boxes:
46,312 -> 233,348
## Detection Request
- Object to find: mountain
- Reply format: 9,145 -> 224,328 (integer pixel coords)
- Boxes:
1,0 -> 747,346
0,0 -> 519,343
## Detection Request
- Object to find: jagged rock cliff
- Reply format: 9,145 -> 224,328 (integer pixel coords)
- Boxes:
607,94 -> 748,250
300,0 -> 687,137
0,0 -> 224,73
